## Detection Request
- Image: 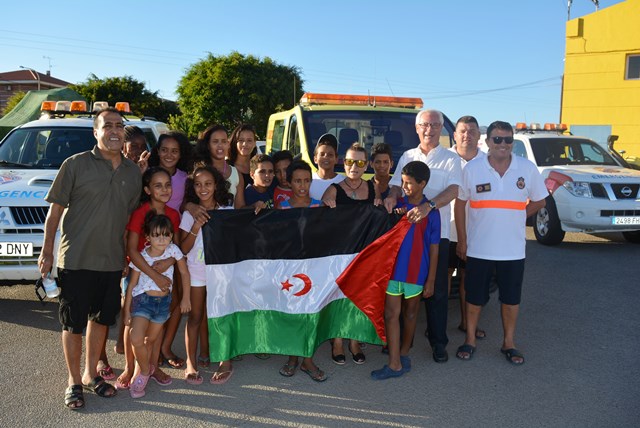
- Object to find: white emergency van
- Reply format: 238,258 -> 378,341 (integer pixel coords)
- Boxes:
0,101 -> 168,282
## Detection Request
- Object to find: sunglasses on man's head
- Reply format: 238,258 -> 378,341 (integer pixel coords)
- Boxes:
344,159 -> 367,168
491,136 -> 514,145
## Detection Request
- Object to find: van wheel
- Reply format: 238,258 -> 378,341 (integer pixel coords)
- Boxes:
534,196 -> 565,245
622,231 -> 640,244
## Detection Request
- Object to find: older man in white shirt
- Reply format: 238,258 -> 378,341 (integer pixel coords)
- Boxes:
384,109 -> 462,363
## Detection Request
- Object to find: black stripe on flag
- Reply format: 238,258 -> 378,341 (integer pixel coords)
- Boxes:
203,204 -> 400,264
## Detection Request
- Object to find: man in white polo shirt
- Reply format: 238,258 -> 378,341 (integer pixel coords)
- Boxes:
448,115 -> 487,341
384,109 -> 462,363
454,120 -> 547,365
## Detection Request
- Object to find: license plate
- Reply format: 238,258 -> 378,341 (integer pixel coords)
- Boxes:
0,242 -> 33,256
612,216 -> 640,225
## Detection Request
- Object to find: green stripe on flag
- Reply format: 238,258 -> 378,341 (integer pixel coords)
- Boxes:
208,297 -> 384,361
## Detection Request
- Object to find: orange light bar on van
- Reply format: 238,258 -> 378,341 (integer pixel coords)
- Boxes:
92,101 -> 109,111
115,102 -> 131,113
515,122 -> 527,130
299,93 -> 423,109
41,101 -> 56,111
70,101 -> 87,112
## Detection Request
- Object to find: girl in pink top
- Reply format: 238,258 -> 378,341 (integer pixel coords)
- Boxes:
148,131 -> 193,212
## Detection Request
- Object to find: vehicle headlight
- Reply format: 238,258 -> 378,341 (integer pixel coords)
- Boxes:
562,181 -> 592,198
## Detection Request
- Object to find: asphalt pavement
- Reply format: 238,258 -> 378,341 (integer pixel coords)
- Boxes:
0,229 -> 638,427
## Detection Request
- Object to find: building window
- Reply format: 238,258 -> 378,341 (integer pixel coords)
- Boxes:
6,85 -> 11,91
626,55 -> 640,80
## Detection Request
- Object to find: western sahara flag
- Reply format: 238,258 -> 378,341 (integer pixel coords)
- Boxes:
202,204 -> 411,361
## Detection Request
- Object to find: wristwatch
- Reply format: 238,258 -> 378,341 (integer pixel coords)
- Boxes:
428,200 -> 437,210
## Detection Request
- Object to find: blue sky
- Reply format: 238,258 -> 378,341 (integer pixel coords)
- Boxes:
0,0 -> 623,128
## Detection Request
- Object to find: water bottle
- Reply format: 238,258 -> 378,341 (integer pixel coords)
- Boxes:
43,274 -> 60,298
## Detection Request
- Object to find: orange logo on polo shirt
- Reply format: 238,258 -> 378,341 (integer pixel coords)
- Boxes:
516,177 -> 525,189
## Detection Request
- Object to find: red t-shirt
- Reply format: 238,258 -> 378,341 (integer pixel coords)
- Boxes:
273,186 -> 293,209
126,202 -> 181,252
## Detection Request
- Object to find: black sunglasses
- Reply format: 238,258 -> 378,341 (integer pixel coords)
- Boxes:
491,136 -> 514,145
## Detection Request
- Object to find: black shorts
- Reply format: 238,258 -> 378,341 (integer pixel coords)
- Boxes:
448,242 -> 466,270
464,257 -> 525,306
58,269 -> 123,334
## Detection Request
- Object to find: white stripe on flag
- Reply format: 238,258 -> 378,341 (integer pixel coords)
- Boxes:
206,254 -> 356,318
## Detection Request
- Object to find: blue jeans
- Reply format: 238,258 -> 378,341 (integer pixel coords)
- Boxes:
130,293 -> 171,324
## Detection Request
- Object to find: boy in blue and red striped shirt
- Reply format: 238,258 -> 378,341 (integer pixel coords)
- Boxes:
371,161 -> 441,380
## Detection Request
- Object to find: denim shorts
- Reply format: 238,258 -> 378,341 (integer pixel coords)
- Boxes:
130,293 -> 171,324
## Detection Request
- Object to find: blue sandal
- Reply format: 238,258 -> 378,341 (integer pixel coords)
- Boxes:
501,348 -> 524,365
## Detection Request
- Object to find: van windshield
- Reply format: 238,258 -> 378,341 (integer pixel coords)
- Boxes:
301,110 -> 452,172
0,127 -> 96,169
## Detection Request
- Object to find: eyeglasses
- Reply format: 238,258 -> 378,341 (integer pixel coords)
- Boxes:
344,159 -> 367,168
491,136 -> 514,145
417,122 -> 442,129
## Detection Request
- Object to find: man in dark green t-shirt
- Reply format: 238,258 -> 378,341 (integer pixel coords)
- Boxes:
39,108 -> 141,410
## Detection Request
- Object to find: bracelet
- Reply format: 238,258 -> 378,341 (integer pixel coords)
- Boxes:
189,230 -> 197,237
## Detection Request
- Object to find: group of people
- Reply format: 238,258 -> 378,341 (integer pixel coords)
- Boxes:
38,106 -> 547,410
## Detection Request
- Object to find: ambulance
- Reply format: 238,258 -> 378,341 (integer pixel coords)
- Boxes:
265,92 -> 456,173
0,101 -> 168,282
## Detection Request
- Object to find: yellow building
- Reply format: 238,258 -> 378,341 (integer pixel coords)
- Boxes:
562,0 -> 640,162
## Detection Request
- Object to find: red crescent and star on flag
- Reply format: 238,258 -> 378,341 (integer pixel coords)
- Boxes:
280,273 -> 312,296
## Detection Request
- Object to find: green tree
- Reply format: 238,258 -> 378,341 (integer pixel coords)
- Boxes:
172,52 -> 303,139
1,91 -> 26,116
70,74 -> 179,122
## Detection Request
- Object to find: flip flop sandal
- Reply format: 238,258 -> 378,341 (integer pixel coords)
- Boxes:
130,373 -> 150,399
300,366 -> 327,382
97,364 -> 116,380
210,367 -> 234,384
501,348 -> 525,365
162,354 -> 185,369
279,362 -> 299,377
197,355 -> 210,368
83,375 -> 117,398
115,376 -> 131,390
150,365 -> 172,386
456,344 -> 476,361
64,385 -> 85,410
185,371 -> 204,385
